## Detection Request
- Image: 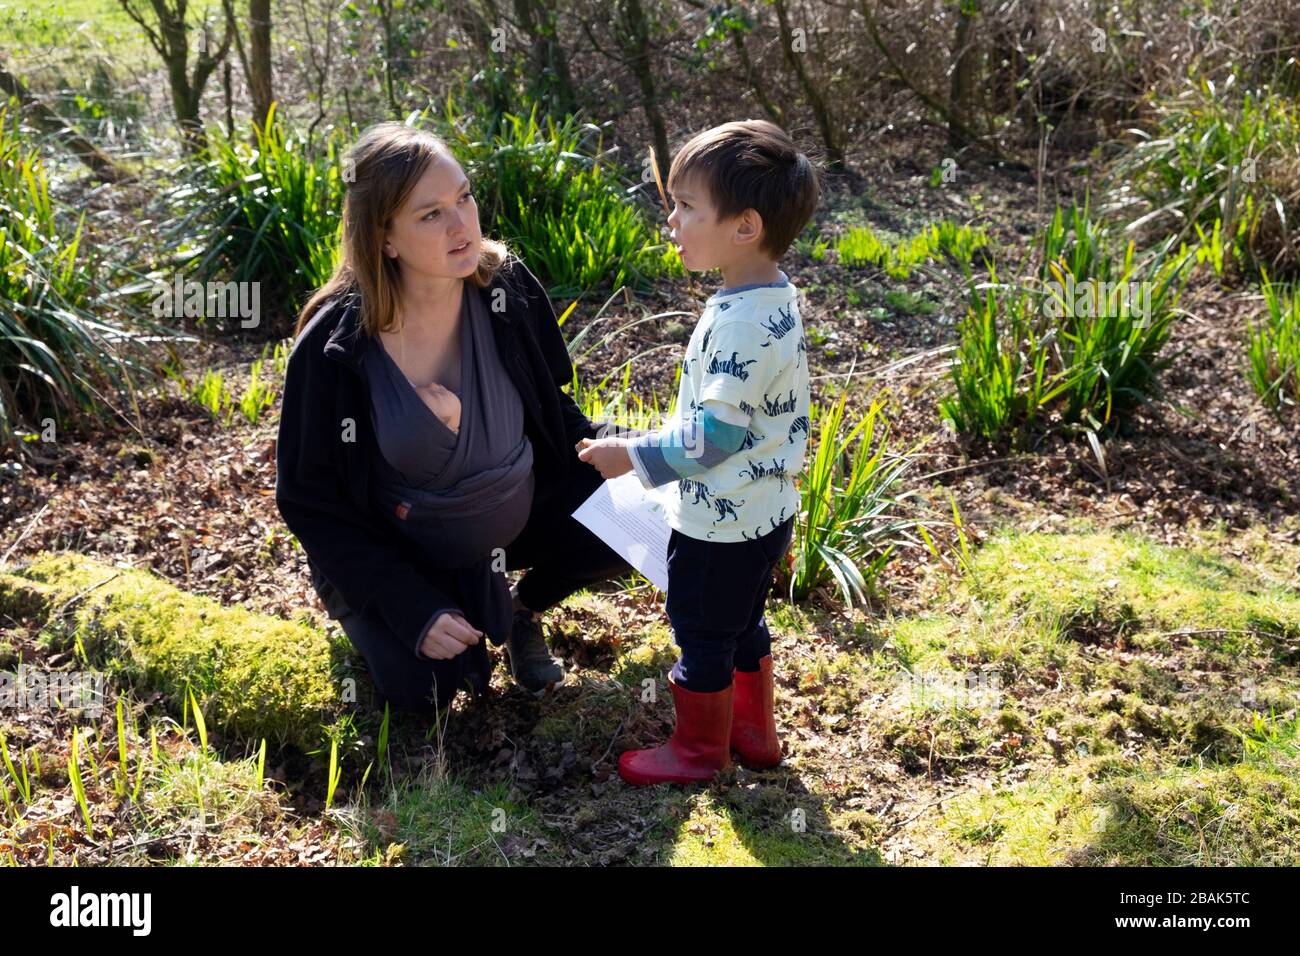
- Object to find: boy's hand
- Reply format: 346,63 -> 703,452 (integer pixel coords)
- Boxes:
576,437 -> 634,479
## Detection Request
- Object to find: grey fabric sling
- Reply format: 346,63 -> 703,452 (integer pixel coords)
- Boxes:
360,280 -> 535,647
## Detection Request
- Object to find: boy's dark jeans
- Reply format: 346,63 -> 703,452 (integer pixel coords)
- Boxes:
666,517 -> 795,693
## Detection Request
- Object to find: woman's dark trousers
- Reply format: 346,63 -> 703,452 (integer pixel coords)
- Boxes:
329,463 -> 631,712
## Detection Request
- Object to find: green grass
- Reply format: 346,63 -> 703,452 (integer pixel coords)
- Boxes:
1107,71 -> 1300,279
940,204 -> 1193,442
793,229 -> 829,262
164,103 -> 345,337
435,101 -> 681,298
140,731 -> 281,843
835,220 -> 990,278
939,265 -> 1071,441
849,522 -> 1300,784
9,704 -> 289,864
568,362 -> 665,437
1038,203 -> 1193,428
883,289 -> 937,316
891,524 -> 1300,865
1246,270 -> 1300,413
179,352 -> 281,426
6,521 -> 1299,866
966,529 -> 1300,659
189,368 -> 232,422
665,791 -> 880,866
1,731 -> 36,808
0,0 -> 149,65
783,394 -> 924,607
0,1 -> 156,144
237,358 -> 277,425
338,770 -> 543,866
0,98 -> 176,447
927,735 -> 1300,866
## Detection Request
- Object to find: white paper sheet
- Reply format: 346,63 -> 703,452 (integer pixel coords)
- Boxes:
572,472 -> 671,592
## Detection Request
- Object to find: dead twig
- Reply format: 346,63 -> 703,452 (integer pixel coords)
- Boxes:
1,503 -> 50,567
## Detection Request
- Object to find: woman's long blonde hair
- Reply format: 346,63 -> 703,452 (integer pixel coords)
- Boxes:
295,122 -> 509,339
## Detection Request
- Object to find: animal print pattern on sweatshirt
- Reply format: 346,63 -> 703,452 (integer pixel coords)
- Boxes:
660,280 -> 809,542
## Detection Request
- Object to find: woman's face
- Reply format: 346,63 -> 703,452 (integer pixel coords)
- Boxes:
383,151 -> 481,281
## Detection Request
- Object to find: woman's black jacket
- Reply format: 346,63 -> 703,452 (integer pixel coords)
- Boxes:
274,257 -> 598,652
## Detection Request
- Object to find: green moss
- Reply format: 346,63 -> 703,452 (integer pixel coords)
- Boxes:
0,553 -> 343,749
968,531 -> 1300,658
1095,763 -> 1300,865
609,624 -> 678,688
928,760 -> 1113,864
927,715 -> 1300,865
884,608 -> 1077,687
1061,654 -> 1293,763
997,706 -> 1029,734
1086,659 -> 1179,702
665,791 -> 880,866
1039,706 -> 1065,727
876,706 -> 994,775
791,647 -> 871,717
1189,518 -> 1300,595
887,615 -> 962,672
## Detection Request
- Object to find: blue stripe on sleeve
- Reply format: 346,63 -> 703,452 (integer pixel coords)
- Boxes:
627,407 -> 750,488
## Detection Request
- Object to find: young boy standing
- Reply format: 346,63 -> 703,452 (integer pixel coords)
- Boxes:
577,120 -> 819,785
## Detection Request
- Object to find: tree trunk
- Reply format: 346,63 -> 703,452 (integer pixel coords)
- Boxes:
513,0 -> 577,115
616,0 -> 670,185
0,64 -> 130,183
948,0 -> 981,149
449,0 -> 512,129
375,0 -> 399,118
731,20 -> 783,124
772,0 -> 843,168
247,0 -> 274,129
223,58 -> 234,138
222,0 -> 274,134
858,0 -> 1008,162
118,0 -> 233,153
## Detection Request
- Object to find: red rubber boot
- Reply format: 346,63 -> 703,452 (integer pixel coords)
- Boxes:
731,656 -> 781,768
619,677 -> 733,786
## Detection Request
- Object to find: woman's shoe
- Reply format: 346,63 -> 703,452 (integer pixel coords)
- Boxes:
731,656 -> 781,767
618,677 -> 733,786
506,610 -> 564,696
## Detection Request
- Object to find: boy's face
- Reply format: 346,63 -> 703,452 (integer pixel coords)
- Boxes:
666,171 -> 763,273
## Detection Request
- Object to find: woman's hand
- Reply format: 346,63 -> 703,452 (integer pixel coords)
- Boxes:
415,382 -> 461,433
576,437 -> 633,479
418,611 -> 482,660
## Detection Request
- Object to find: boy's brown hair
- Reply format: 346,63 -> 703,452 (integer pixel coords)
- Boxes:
667,119 -> 820,260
